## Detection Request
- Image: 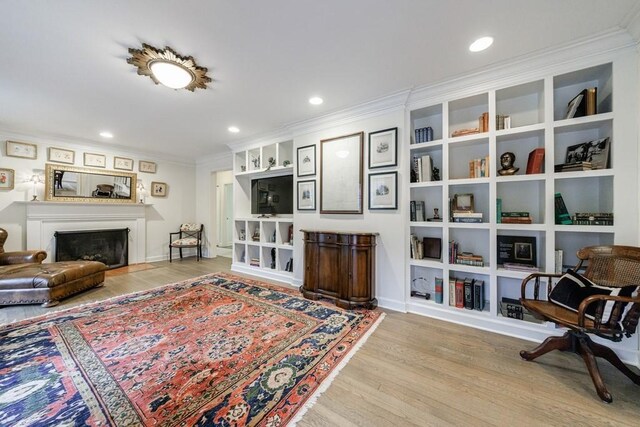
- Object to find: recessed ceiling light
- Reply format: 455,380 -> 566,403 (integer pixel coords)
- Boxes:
228,126 -> 240,133
99,131 -> 114,138
309,97 -> 323,105
469,36 -> 493,52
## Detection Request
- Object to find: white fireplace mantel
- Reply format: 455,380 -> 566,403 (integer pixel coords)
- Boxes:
25,202 -> 146,264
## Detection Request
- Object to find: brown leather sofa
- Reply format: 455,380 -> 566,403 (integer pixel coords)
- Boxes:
0,228 -> 107,307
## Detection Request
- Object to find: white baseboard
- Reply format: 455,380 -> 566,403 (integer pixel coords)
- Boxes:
377,297 -> 407,313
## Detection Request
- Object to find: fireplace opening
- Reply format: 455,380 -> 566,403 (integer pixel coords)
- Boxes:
55,228 -> 129,269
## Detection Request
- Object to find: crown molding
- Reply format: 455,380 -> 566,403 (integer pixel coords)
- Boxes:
285,90 -> 410,136
620,2 -> 640,46
225,128 -> 293,153
195,151 -> 233,169
0,127 -> 196,167
408,28 -> 636,109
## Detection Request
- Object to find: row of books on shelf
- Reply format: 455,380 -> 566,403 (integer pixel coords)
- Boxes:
449,241 -> 485,266
495,114 -> 512,130
555,192 -> 613,225
411,154 -> 438,183
451,212 -> 483,223
450,277 -> 485,310
413,127 -> 434,144
468,156 -> 490,178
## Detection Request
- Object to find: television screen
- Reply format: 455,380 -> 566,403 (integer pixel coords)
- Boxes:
251,175 -> 293,215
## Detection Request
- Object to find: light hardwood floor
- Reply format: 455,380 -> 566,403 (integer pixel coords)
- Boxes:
2,257 -> 639,426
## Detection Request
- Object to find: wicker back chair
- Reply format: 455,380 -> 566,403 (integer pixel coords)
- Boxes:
520,245 -> 640,402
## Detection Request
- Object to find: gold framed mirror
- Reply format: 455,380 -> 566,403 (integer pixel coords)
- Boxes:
45,163 -> 137,204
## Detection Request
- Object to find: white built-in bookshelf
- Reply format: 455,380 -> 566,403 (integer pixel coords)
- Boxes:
231,140 -> 295,284
405,57 -> 638,355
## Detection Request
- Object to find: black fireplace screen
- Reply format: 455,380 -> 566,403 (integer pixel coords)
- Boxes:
55,228 -> 129,269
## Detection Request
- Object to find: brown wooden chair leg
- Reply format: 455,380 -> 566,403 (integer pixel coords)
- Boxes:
576,336 -> 612,403
587,335 -> 640,385
520,331 -> 573,361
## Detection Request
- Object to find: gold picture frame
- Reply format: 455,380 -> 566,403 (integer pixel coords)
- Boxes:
453,193 -> 474,213
48,147 -> 75,164
139,160 -> 157,173
151,181 -> 167,197
0,168 -> 15,190
6,140 -> 37,159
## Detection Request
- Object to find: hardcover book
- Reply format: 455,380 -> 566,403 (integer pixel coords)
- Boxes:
463,277 -> 474,309
473,280 -> 485,311
455,278 -> 464,308
435,277 -> 443,304
554,193 -> 572,224
526,148 -> 545,174
449,278 -> 456,306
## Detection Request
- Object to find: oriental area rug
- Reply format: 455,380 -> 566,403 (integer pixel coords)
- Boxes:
0,272 -> 383,426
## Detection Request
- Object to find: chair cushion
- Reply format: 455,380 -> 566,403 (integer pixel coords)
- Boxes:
171,238 -> 199,247
180,223 -> 201,232
549,269 -> 637,322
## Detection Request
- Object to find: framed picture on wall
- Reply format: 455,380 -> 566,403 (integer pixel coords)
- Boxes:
320,132 -> 364,214
368,171 -> 397,210
151,181 -> 167,197
139,160 -> 157,173
84,152 -> 106,168
297,145 -> 316,177
297,180 -> 316,211
48,147 -> 75,164
368,127 -> 397,169
0,168 -> 15,190
6,140 -> 37,159
114,156 -> 134,171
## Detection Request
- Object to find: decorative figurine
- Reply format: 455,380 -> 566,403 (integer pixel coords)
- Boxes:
498,152 -> 519,175
433,208 -> 440,220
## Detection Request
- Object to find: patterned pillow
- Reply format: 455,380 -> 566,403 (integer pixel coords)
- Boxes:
180,223 -> 201,232
549,269 -> 637,323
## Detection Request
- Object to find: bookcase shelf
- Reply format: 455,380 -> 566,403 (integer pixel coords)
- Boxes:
406,56 -> 637,346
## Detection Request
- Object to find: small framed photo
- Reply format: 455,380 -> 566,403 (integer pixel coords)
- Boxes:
565,92 -> 585,119
565,137 -> 610,169
368,171 -> 397,210
139,160 -> 157,174
84,152 -> 106,168
48,147 -> 75,164
297,145 -> 316,177
297,180 -> 316,211
6,140 -> 37,159
151,181 -> 167,197
0,168 -> 15,190
453,193 -> 474,213
114,156 -> 134,171
368,127 -> 398,169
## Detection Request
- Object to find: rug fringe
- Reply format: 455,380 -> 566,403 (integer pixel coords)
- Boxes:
288,311 -> 386,426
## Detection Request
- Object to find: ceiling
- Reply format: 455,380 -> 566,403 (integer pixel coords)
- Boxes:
1,0 -> 638,163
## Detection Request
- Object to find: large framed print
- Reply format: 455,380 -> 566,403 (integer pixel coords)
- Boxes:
320,132 -> 364,214
297,180 -> 316,211
297,145 -> 316,177
48,147 -> 75,164
83,152 -> 106,168
368,127 -> 397,169
368,171 -> 397,210
6,140 -> 37,159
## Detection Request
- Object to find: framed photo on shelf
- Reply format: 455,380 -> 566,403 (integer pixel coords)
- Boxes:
368,171 -> 397,210
564,90 -> 585,119
113,156 -> 134,171
297,145 -> 316,176
0,168 -> 15,190
139,160 -> 157,173
6,140 -> 37,159
151,181 -> 167,197
452,193 -> 474,213
497,235 -> 537,267
368,127 -> 397,169
297,180 -> 316,211
320,132 -> 363,214
83,152 -> 106,168
48,147 -> 75,164
565,137 -> 610,169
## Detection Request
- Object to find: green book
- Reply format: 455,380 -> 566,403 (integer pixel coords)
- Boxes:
496,198 -> 502,223
554,193 -> 572,225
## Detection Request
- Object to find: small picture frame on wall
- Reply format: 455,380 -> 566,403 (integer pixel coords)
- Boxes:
151,181 -> 167,197
114,156 -> 134,171
0,168 -> 15,190
84,152 -> 106,168
139,160 -> 157,173
368,171 -> 398,210
296,145 -> 316,177
6,140 -> 37,159
48,147 -> 75,164
297,180 -> 316,211
368,127 -> 398,169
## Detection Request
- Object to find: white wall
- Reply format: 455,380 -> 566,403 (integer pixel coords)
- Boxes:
292,108 -> 406,309
0,132 -> 196,262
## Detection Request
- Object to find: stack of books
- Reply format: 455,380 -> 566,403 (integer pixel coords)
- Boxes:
502,262 -> 539,272
250,258 -> 260,267
449,277 -> 485,310
554,161 -> 592,172
452,212 -> 483,223
500,211 -> 533,224
572,212 -> 613,225
411,154 -> 435,182
468,156 -> 490,178
499,297 -> 543,324
409,200 -> 426,221
455,252 -> 484,267
409,234 -> 424,259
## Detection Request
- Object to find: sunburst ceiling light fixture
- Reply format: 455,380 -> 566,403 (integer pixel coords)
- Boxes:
127,43 -> 211,91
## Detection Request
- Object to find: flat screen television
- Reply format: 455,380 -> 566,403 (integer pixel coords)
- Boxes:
251,175 -> 293,216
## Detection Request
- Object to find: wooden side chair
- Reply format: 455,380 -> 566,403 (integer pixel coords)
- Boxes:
169,223 -> 203,262
520,245 -> 640,402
